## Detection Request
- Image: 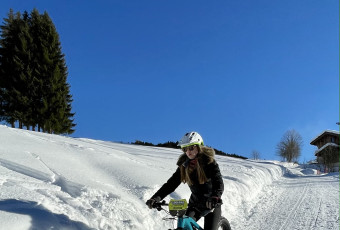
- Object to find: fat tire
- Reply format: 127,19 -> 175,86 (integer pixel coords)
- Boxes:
217,217 -> 231,230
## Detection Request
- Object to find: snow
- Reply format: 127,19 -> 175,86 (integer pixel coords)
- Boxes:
315,142 -> 340,154
310,130 -> 340,144
0,125 -> 339,230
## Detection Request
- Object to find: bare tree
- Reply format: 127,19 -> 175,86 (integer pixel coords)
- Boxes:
276,129 -> 303,162
251,150 -> 260,160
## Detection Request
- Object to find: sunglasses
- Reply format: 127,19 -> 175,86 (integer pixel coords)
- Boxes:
182,145 -> 196,152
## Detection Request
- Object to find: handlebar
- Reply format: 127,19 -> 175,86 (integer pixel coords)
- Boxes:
153,200 -> 168,211
152,199 -> 216,218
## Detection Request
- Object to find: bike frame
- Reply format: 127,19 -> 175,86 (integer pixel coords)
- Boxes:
177,215 -> 203,230
153,200 -> 208,230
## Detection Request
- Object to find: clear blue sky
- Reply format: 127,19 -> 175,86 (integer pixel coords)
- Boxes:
1,0 -> 339,162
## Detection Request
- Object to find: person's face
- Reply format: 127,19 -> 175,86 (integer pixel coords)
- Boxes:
184,145 -> 198,159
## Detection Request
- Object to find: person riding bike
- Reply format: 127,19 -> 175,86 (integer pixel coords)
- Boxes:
146,132 -> 224,230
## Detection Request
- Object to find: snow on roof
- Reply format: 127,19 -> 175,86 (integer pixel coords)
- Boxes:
314,142 -> 340,155
310,130 -> 340,145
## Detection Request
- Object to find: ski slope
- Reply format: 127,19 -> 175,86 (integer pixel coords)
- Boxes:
0,125 -> 338,229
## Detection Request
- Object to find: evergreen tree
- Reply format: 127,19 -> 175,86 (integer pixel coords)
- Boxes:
0,9 -> 76,134
0,10 -> 15,125
29,9 -> 75,134
0,10 -> 32,128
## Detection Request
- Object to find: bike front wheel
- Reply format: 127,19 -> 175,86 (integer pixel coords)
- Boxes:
217,217 -> 231,230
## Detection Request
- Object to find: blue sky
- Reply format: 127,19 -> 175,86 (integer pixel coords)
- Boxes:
1,0 -> 339,162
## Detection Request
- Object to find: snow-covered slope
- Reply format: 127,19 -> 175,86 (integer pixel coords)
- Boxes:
0,125 -> 338,229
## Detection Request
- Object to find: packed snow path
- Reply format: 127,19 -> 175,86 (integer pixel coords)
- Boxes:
234,169 -> 339,230
0,125 -> 339,230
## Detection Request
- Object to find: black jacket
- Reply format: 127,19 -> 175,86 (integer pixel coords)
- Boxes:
152,148 -> 224,210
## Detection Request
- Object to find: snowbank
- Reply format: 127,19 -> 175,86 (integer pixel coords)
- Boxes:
0,125 -> 336,229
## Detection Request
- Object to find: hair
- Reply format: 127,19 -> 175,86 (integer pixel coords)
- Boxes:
180,145 -> 208,186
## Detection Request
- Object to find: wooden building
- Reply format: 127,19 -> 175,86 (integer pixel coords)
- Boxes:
310,130 -> 339,172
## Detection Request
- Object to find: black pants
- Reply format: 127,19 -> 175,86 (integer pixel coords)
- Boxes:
186,205 -> 221,230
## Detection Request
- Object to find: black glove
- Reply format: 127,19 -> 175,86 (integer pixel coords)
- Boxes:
206,196 -> 221,209
146,196 -> 161,209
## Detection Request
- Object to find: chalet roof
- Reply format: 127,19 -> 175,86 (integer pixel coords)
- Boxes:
310,130 -> 340,145
314,142 -> 340,155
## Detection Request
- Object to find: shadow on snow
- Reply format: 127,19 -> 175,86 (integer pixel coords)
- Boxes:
0,199 -> 95,230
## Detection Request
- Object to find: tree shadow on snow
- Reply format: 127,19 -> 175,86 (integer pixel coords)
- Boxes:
0,199 -> 95,230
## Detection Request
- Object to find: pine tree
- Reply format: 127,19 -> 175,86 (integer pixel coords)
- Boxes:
0,10 -> 15,125
29,9 -> 75,134
0,9 -> 76,134
0,10 -> 32,128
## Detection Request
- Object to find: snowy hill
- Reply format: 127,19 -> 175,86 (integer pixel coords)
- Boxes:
0,125 -> 338,230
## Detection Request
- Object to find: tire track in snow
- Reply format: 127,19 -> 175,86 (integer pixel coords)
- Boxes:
25,151 -> 153,229
311,199 -> 323,230
235,174 -> 339,230
0,152 -> 85,198
278,181 -> 309,230
0,157 -> 54,183
0,151 -> 129,229
27,151 -> 85,198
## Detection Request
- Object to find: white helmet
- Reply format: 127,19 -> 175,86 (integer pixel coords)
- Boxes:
178,132 -> 204,148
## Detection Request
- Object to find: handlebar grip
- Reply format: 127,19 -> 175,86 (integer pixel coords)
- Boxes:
152,200 -> 167,211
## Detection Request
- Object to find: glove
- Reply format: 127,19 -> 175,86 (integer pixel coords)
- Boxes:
206,196 -> 221,209
146,196 -> 161,209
